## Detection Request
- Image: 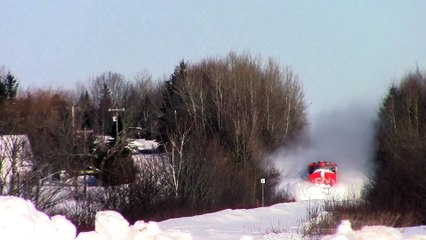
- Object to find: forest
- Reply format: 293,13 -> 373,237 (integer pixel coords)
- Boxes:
0,52 -> 424,230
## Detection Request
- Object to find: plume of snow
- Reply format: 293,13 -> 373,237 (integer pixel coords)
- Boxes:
270,103 -> 377,200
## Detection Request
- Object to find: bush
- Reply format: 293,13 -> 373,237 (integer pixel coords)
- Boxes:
302,195 -> 420,238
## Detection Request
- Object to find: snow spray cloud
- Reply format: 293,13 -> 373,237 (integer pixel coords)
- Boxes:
269,102 -> 377,199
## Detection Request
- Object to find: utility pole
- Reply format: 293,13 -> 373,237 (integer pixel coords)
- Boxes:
69,105 -> 81,152
70,105 -> 81,131
108,108 -> 125,142
261,178 -> 265,207
76,128 -> 94,196
71,105 -> 76,129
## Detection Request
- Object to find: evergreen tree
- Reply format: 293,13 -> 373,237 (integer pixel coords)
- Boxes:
98,83 -> 113,136
157,60 -> 188,146
368,70 -> 426,224
93,83 -> 134,186
77,90 -> 95,130
0,79 -> 6,103
4,72 -> 18,99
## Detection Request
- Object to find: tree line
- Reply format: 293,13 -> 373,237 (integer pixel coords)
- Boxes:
308,69 -> 426,233
157,54 -> 306,210
365,69 -> 426,225
0,52 -> 424,227
0,52 -> 307,224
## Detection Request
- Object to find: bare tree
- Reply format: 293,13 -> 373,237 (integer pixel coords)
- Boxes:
90,72 -> 127,107
162,115 -> 193,198
0,135 -> 32,194
122,71 -> 158,138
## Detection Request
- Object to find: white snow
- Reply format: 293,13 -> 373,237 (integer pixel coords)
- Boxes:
322,220 -> 426,240
128,138 -> 159,153
158,201 -> 313,240
0,196 -> 76,240
0,195 -> 424,240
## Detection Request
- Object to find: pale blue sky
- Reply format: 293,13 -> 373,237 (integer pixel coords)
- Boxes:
1,1 -> 426,121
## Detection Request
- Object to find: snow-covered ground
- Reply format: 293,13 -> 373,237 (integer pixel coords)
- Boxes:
159,200 -> 312,239
0,195 -> 425,240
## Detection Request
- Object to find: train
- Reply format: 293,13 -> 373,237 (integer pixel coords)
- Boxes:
308,161 -> 337,187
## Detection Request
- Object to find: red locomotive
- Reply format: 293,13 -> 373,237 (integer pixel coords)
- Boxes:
308,161 -> 337,187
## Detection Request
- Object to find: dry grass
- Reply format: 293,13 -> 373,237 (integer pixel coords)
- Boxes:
301,196 -> 420,238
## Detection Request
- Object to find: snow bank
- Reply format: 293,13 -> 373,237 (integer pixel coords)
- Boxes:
0,196 -> 190,240
322,220 -> 426,240
0,196 -> 76,240
1,196 -> 424,240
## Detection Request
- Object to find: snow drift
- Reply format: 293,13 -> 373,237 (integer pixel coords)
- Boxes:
0,196 -> 190,240
322,220 -> 426,240
0,196 -> 425,240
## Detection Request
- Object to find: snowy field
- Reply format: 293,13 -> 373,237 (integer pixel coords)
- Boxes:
0,195 -> 425,240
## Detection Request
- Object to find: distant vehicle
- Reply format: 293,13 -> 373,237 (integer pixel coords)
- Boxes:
308,161 -> 337,187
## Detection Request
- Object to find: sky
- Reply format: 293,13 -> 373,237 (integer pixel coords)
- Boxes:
1,1 -> 426,122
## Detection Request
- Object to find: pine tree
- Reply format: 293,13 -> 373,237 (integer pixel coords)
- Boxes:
98,83 -> 113,136
0,79 -> 6,103
157,60 -> 187,145
369,70 -> 426,224
4,72 -> 18,99
77,90 -> 95,130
